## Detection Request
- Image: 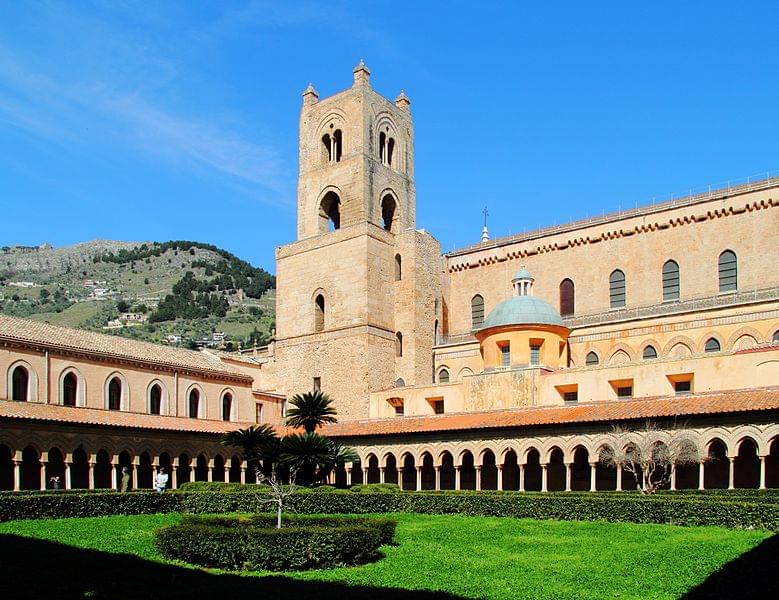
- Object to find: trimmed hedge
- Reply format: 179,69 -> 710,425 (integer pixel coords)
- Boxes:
1,489 -> 777,530
154,513 -> 396,571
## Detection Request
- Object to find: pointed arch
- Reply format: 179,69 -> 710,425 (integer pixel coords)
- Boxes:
147,379 -> 169,415
103,372 -> 129,411
7,360 -> 38,402
59,367 -> 85,407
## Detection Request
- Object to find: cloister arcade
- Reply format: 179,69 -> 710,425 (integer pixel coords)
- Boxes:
334,423 -> 779,492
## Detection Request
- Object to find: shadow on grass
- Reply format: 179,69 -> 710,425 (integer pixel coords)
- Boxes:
681,533 -> 778,600
0,534 -> 465,600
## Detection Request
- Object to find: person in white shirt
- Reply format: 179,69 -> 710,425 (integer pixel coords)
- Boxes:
155,467 -> 169,493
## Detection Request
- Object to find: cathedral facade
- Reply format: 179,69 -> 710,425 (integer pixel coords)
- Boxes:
1,62 -> 778,492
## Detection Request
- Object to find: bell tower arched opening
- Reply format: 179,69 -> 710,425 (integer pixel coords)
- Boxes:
319,191 -> 341,233
381,194 -> 397,233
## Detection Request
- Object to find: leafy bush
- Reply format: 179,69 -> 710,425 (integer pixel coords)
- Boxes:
154,513 -> 396,570
349,483 -> 401,494
1,489 -> 777,530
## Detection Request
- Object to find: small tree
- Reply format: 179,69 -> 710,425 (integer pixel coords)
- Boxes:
599,421 -> 703,494
256,469 -> 298,529
285,391 -> 338,433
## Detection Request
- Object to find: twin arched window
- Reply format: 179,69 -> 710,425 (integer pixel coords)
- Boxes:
662,260 -> 680,301
471,295 -> 485,329
11,365 -> 29,401
322,129 -> 342,163
379,130 -> 395,166
559,279 -> 575,317
188,388 -> 200,419
609,270 -> 626,309
222,392 -> 233,422
718,250 -> 738,292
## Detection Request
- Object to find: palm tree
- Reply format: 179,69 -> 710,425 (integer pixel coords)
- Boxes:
221,424 -> 279,481
279,432 -> 333,484
285,390 -> 338,433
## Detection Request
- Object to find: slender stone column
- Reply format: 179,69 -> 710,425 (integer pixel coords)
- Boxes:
496,465 -> 503,491
396,468 -> 402,488
518,464 -> 525,492
541,464 -> 548,493
111,462 -> 118,490
670,464 -> 676,491
454,466 -> 461,490
728,457 -> 736,490
346,466 -> 353,487
239,463 -> 246,485
759,456 -> 767,490
65,462 -> 72,490
616,465 -> 623,492
589,463 -> 597,492
564,463 -> 572,492
475,466 -> 482,491
698,461 -> 705,490
416,466 -> 422,491
131,458 -> 139,489
362,467 -> 369,483
379,467 -> 386,484
13,459 -> 21,491
434,466 -> 441,491
88,461 -> 96,490
171,460 -> 179,488
39,459 -> 46,491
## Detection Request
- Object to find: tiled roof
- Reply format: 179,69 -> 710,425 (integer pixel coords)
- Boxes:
0,399 -> 254,434
0,315 -> 251,381
322,388 -> 779,438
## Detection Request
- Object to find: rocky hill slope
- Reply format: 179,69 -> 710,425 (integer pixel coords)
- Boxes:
0,240 -> 275,350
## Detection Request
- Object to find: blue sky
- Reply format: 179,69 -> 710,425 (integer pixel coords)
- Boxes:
1,1 -> 777,271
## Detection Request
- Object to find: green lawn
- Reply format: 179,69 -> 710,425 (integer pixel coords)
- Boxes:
0,513 -> 773,600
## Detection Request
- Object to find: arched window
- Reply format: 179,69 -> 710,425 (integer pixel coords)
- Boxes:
222,392 -> 233,422
333,129 -> 342,162
319,191 -> 341,232
396,332 -> 403,357
609,270 -> 626,309
379,128 -> 395,167
149,383 -> 162,415
395,378 -> 405,387
471,294 -> 485,329
387,137 -> 395,166
322,129 -> 342,163
704,338 -> 721,353
559,279 -> 575,317
642,345 -> 658,360
62,372 -> 78,407
662,260 -> 680,301
107,377 -> 122,411
381,194 -> 397,232
394,254 -> 402,281
11,365 -> 29,401
718,250 -> 738,292
379,131 -> 386,163
322,133 -> 332,162
314,294 -> 325,332
188,389 -> 200,419
774,330 -> 779,343
438,369 -> 450,383
585,351 -> 599,366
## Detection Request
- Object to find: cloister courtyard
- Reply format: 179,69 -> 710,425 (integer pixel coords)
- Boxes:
0,511 -> 775,600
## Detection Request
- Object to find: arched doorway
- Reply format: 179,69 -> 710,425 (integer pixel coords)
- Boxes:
595,446 -> 617,491
439,452 -> 455,490
350,460 -> 364,486
384,454 -> 398,485
420,453 -> 435,490
138,452 -> 153,489
71,447 -> 89,489
21,446 -> 40,490
334,463 -> 347,488
734,438 -> 760,488
524,449 -> 542,491
704,440 -> 729,489
117,451 -> 132,490
401,454 -> 416,491
177,454 -> 192,487
212,455 -> 225,483
94,450 -> 112,489
480,450 -> 498,490
45,447 -> 65,490
571,447 -> 590,491
366,455 -> 380,484
502,450 -> 520,491
0,445 -> 13,490
460,451 -> 477,490
195,454 -> 208,482
229,456 -> 241,483
547,448 -> 566,491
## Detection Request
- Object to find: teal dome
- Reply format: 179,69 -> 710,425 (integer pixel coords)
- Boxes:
480,295 -> 564,329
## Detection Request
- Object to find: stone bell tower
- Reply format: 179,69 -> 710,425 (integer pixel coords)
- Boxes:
273,61 -> 442,420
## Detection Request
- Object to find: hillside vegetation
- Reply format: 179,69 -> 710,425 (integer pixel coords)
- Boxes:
0,240 -> 275,350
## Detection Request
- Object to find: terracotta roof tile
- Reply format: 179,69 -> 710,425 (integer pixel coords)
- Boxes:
0,399 -> 254,434
322,387 -> 779,438
0,315 -> 251,381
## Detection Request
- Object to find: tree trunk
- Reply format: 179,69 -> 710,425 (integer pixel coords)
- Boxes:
276,500 -> 282,529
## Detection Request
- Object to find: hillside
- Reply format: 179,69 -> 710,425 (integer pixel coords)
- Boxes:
0,240 -> 275,350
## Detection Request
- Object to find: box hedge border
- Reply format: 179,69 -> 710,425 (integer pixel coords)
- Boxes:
1,489 -> 777,530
